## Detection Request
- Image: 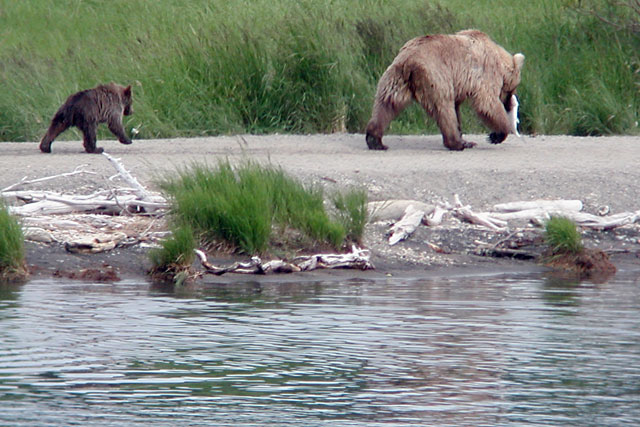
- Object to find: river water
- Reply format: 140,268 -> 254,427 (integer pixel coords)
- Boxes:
1,271 -> 639,426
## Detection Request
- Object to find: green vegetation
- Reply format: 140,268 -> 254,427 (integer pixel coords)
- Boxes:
151,161 -> 367,276
1,0 -> 637,142
544,216 -> 584,255
331,189 -> 368,245
149,224 -> 196,280
0,203 -> 27,281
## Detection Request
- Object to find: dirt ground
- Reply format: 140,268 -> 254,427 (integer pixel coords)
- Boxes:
2,133 -> 640,282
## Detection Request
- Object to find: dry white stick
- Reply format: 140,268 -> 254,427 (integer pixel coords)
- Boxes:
102,152 -> 151,200
388,205 -> 426,245
452,194 -> 506,230
1,165 -> 96,193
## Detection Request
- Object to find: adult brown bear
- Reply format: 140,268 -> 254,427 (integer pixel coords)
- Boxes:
39,83 -> 133,154
365,30 -> 524,151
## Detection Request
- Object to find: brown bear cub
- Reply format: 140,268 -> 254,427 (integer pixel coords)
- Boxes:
39,83 -> 133,154
366,30 -> 525,151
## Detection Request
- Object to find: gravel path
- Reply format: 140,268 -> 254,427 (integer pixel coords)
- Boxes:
2,134 -> 638,212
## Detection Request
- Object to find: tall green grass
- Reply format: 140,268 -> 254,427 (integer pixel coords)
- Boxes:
0,203 -> 27,281
1,0 -> 637,142
158,161 -> 366,257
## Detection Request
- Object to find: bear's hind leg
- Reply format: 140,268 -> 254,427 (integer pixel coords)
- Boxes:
39,120 -> 69,153
365,99 -> 409,150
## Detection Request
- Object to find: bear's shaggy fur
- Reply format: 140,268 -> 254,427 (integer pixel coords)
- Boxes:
40,83 -> 133,154
365,30 -> 524,151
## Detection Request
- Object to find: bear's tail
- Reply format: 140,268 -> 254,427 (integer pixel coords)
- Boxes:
375,64 -> 413,113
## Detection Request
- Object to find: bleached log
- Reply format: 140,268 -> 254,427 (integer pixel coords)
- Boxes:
388,204 -> 426,245
489,208 -> 555,221
294,246 -> 373,271
23,227 -> 56,243
488,208 -> 640,230
452,195 -> 506,230
195,246 -> 373,275
368,200 -> 434,222
8,193 -> 169,216
423,205 -> 447,226
64,232 -> 127,254
22,217 -> 83,229
493,200 -> 583,213
560,210 -> 640,230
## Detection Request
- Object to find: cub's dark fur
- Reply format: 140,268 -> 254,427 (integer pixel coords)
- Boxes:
40,83 -> 133,154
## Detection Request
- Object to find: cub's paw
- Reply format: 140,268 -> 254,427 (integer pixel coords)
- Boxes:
39,144 -> 51,153
86,147 -> 105,154
488,132 -> 507,144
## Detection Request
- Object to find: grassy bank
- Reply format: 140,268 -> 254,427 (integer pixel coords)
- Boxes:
1,0 -> 638,142
150,161 -> 367,277
0,203 -> 27,282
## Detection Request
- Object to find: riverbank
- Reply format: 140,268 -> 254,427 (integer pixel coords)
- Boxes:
3,134 -> 640,282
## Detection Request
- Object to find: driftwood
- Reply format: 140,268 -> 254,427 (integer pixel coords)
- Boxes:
493,199 -> 583,212
388,204 -> 426,245
452,194 -> 507,231
3,152 -> 168,217
1,155 -> 170,253
7,192 -> 168,216
195,246 -> 374,275
373,196 -> 640,247
368,200 -> 434,222
0,165 -> 96,193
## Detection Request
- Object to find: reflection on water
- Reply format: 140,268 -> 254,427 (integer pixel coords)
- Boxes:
1,272 -> 639,426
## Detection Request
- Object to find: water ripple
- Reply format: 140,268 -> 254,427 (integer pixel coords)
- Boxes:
1,273 -> 639,426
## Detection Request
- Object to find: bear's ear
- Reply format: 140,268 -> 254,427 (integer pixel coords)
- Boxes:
124,85 -> 132,97
513,53 -> 525,71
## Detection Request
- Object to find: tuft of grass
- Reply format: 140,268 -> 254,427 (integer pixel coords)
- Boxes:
331,189 -> 369,245
157,161 -> 367,257
544,216 -> 584,255
0,203 -> 27,281
149,224 -> 196,281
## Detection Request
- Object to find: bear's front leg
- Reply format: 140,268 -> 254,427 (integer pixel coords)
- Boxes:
488,132 -> 508,144
435,105 -> 476,150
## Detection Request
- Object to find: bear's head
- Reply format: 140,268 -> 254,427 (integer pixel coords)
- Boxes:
501,53 -> 525,104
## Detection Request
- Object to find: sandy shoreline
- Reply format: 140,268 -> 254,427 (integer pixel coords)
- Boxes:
3,133 -> 640,282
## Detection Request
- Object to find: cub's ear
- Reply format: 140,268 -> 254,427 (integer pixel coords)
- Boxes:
513,53 -> 525,71
124,85 -> 132,97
